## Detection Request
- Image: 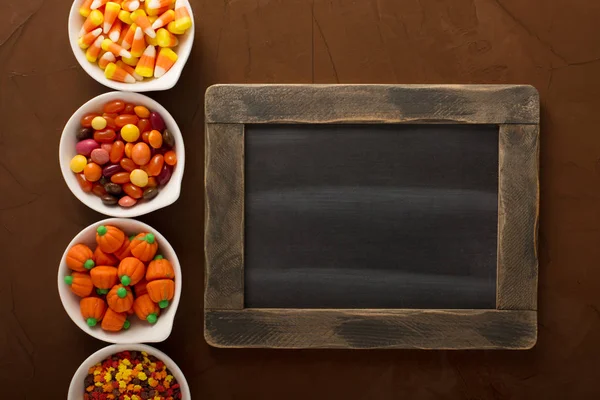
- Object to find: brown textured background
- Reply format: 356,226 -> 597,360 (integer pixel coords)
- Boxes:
0,0 -> 597,398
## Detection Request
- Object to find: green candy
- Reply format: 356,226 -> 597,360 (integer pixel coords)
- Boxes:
123,320 -> 131,330
87,318 -> 97,327
84,259 -> 95,270
96,288 -> 109,295
158,300 -> 169,309
117,286 -> 128,298
120,275 -> 131,286
146,313 -> 158,324
97,225 -> 108,236
64,276 -> 73,285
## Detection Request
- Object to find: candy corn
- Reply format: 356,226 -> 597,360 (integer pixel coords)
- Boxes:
135,45 -> 156,77
108,19 -> 123,42
131,10 -> 156,38
76,0 -> 190,83
156,28 -> 178,47
154,47 -> 177,78
90,0 -> 108,10
80,10 -> 104,37
173,0 -> 192,31
103,2 -> 121,34
80,0 -> 93,17
105,62 -> 136,83
99,52 -> 117,69
121,23 -> 137,50
86,35 -> 105,63
116,60 -> 144,81
78,27 -> 102,49
152,9 -> 174,30
130,26 -> 146,58
102,38 -> 132,58
122,0 -> 140,12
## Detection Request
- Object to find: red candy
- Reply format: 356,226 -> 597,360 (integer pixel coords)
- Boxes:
115,114 -> 139,128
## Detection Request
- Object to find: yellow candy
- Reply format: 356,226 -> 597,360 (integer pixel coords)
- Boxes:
121,55 -> 140,67
156,28 -> 178,47
148,15 -> 158,24
118,10 -> 133,25
91,116 -> 107,130
121,124 -> 140,142
70,155 -> 88,173
167,21 -> 185,35
130,169 -> 148,187
145,34 -> 158,47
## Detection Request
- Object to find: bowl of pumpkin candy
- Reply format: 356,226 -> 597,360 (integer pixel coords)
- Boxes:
58,218 -> 181,343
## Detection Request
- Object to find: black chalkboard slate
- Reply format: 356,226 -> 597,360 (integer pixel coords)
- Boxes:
244,124 -> 499,309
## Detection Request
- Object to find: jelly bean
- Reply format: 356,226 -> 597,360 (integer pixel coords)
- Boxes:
164,150 -> 177,166
103,100 -> 126,114
131,142 -> 151,165
138,118 -> 151,134
134,105 -> 151,118
149,112 -> 166,131
120,157 -> 137,172
146,154 -> 164,176
101,143 -> 113,153
110,140 -> 125,163
111,172 -> 130,184
123,183 -> 143,199
148,130 -> 163,149
103,112 -> 119,119
102,114 -> 118,130
141,130 -> 151,143
102,164 -> 122,178
130,169 -> 149,187
119,196 -> 137,207
91,148 -> 110,165
84,162 -> 103,182
125,142 -> 134,159
92,116 -> 107,130
93,128 -> 117,143
99,176 -> 109,186
76,127 -> 94,141
76,173 -> 93,192
76,139 -> 100,157
102,194 -> 119,205
92,182 -> 107,197
157,164 -> 172,185
121,124 -> 140,142
124,103 -> 135,114
81,113 -> 100,128
143,187 -> 159,200
115,114 -> 140,128
162,129 -> 175,148
71,155 -> 88,173
146,176 -> 158,188
104,182 -> 123,196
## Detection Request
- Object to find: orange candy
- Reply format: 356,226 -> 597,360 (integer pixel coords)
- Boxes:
84,163 -> 102,182
111,172 -> 130,184
120,158 -> 137,172
164,150 -> 177,166
124,142 -> 134,158
146,177 -> 158,187
76,173 -> 93,192
134,106 -> 151,118
138,118 -> 151,133
110,140 -> 125,163
115,114 -> 139,128
146,154 -> 164,176
148,130 -> 162,148
123,183 -> 143,199
131,142 -> 151,165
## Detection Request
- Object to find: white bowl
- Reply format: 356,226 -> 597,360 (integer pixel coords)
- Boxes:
68,0 -> 195,91
60,91 -> 185,218
58,218 -> 182,344
68,344 -> 191,399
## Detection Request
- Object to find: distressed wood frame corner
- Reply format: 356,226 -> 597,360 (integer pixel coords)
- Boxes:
204,84 -> 540,350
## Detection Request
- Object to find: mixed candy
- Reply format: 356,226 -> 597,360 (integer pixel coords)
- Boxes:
84,350 -> 182,399
70,100 -> 177,208
65,225 -> 177,332
77,0 -> 192,82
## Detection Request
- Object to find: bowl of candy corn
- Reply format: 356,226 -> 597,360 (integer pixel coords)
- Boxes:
68,344 -> 190,399
68,0 -> 194,91
58,218 -> 182,344
59,91 -> 185,217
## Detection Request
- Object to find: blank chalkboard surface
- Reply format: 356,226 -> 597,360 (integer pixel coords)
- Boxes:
245,124 -> 499,309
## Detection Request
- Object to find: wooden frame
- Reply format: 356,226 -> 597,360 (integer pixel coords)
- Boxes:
204,84 -> 540,349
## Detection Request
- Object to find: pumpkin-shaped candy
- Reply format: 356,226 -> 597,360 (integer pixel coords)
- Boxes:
146,255 -> 175,281
107,284 -> 134,313
101,308 -> 131,332
64,272 -> 93,297
130,233 -> 158,262
147,279 -> 175,309
80,297 -> 106,327
96,225 -> 125,253
118,257 -> 145,286
66,244 -> 95,272
133,294 -> 160,324
133,277 -> 149,297
113,236 -> 132,260
94,247 -> 118,266
90,266 -> 119,295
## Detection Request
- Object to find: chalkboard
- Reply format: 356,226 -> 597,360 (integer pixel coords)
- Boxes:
244,124 -> 499,309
